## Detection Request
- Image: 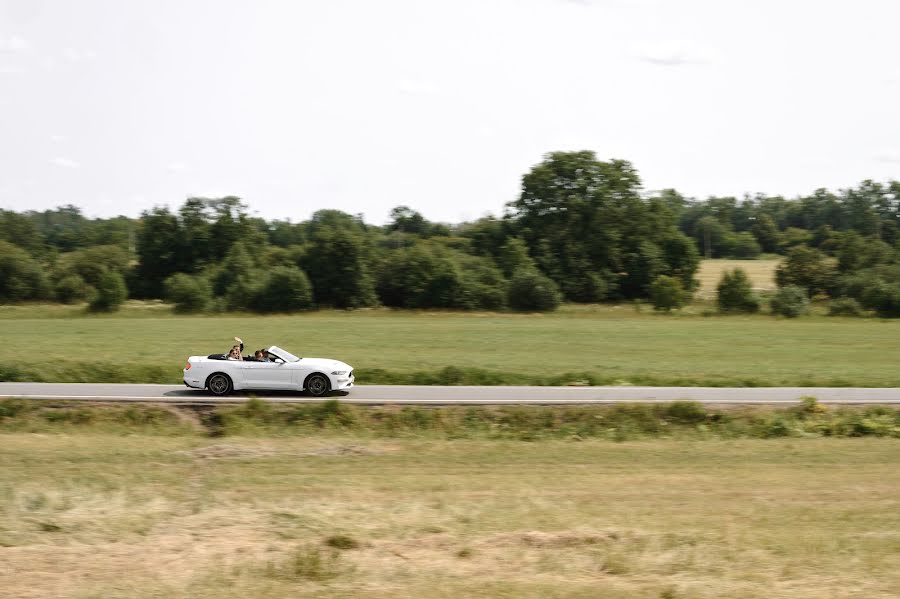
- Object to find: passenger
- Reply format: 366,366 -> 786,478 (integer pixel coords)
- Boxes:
254,350 -> 265,361
227,337 -> 244,361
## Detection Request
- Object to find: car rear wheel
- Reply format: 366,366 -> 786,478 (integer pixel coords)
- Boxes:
207,373 -> 233,397
305,373 -> 330,397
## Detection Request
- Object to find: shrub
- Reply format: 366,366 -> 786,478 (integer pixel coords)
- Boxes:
0,241 -> 50,302
860,280 -> 900,318
55,274 -> 90,304
775,246 -> 836,298
164,273 -> 212,313
507,268 -> 562,312
88,270 -> 127,312
255,266 -> 314,313
770,285 -> 809,318
827,297 -> 864,317
727,232 -> 761,259
649,275 -> 687,312
716,268 -> 759,313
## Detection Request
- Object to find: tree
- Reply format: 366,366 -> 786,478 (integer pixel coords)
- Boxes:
255,266 -> 314,313
89,271 -> 127,312
302,226 -> 377,309
0,241 -> 49,302
716,268 -> 759,313
376,244 -> 462,309
387,206 -> 430,236
775,246 -> 836,298
770,286 -> 809,318
134,207 -> 181,298
508,151 -> 672,301
751,214 -> 781,253
649,275 -> 688,312
507,268 -> 561,312
164,273 -> 212,313
496,237 -> 534,278
727,232 -> 761,259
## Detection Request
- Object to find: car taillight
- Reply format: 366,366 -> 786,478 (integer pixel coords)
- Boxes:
185,362 -> 191,370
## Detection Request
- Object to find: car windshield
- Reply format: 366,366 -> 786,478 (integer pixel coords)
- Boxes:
269,346 -> 300,362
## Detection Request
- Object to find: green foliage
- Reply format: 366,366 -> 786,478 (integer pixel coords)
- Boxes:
716,268 -> 759,313
0,241 -> 50,302
507,151 -> 697,301
164,273 -> 212,313
828,297 -> 865,317
507,268 -> 561,312
727,231 -> 761,259
377,244 -> 462,309
88,271 -> 127,312
860,280 -> 900,318
55,274 -> 91,304
775,246 -> 836,297
497,237 -> 535,278
255,266 -> 314,313
53,245 -> 130,289
302,225 -> 378,309
770,285 -> 809,318
649,275 -> 687,312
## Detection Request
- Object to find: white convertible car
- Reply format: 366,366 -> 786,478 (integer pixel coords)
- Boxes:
183,346 -> 354,397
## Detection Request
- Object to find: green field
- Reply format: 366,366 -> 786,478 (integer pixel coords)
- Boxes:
2,430 -> 898,598
2,301 -> 899,387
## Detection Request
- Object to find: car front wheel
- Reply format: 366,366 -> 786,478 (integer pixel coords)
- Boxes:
305,373 -> 330,397
207,373 -> 233,397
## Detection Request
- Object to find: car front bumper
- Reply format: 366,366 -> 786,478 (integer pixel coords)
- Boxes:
333,372 -> 354,391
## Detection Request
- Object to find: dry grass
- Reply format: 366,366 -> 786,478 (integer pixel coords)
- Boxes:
695,258 -> 780,298
1,434 -> 899,598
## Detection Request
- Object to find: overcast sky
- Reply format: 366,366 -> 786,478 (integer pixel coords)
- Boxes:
1,0 -> 898,225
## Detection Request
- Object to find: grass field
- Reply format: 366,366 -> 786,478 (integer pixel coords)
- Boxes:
2,431 -> 899,598
2,298 -> 899,387
694,258 -> 780,298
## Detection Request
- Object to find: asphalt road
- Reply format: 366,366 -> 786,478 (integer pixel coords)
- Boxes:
2,383 -> 900,405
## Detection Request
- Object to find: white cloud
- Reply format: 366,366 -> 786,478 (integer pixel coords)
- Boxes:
0,36 -> 28,53
166,161 -> 190,173
631,39 -> 722,67
50,134 -> 67,143
50,157 -> 80,168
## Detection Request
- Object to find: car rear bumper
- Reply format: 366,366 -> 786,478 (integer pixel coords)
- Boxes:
183,374 -> 204,389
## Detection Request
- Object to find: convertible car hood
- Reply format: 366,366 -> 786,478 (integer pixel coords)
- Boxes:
298,357 -> 351,371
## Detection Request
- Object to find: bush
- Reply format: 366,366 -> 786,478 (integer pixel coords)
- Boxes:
164,273 -> 212,313
88,270 -> 127,312
649,275 -> 687,312
828,297 -> 864,317
727,232 -> 761,259
55,274 -> 90,304
507,268 -> 562,312
255,266 -> 314,313
0,241 -> 50,302
775,246 -> 836,298
770,285 -> 809,318
716,268 -> 759,313
860,280 -> 900,318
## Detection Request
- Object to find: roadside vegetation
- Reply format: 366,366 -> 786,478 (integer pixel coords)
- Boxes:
3,397 -> 900,440
1,425 -> 898,598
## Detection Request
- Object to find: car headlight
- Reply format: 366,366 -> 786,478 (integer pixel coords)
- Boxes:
331,370 -> 348,376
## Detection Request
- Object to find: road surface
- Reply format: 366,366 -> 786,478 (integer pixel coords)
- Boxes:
1,383 -> 900,405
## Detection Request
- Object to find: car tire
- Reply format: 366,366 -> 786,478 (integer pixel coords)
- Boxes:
207,373 -> 233,397
305,373 -> 331,397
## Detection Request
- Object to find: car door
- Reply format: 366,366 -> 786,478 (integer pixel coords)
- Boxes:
240,361 -> 295,389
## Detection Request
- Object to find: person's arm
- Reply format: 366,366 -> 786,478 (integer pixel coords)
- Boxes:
235,337 -> 244,352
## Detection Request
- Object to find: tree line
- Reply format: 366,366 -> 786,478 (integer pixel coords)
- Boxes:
2,150 -> 899,315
